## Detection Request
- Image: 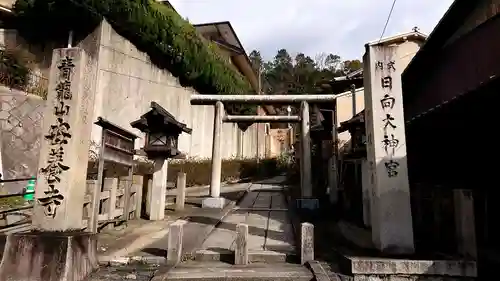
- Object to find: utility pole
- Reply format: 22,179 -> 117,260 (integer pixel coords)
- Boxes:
287,105 -> 292,152
351,83 -> 359,199
256,65 -> 262,163
351,84 -> 356,117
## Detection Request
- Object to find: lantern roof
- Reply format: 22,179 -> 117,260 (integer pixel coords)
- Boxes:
130,102 -> 192,134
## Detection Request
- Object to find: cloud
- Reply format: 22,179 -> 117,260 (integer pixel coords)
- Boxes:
169,0 -> 454,61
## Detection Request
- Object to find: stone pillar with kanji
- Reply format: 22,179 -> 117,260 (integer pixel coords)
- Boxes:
0,47 -> 99,281
32,48 -> 95,230
363,43 -> 414,254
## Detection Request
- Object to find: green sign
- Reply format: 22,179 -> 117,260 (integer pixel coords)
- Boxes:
24,177 -> 35,201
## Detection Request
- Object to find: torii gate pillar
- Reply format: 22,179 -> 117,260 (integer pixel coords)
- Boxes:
202,101 -> 226,209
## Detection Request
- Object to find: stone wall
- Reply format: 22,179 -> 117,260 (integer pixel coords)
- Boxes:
348,257 -> 476,281
0,86 -> 44,193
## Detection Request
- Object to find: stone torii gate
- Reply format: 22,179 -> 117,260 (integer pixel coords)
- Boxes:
190,94 -> 339,209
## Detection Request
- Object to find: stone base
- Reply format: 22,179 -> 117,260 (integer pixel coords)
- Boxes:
296,198 -> 319,210
202,197 -> 226,209
0,231 -> 98,281
347,256 -> 477,281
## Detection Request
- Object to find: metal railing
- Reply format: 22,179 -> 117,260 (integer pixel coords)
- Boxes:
0,176 -> 142,233
0,177 -> 35,233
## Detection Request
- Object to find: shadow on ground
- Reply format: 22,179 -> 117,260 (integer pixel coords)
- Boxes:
139,181 -> 295,259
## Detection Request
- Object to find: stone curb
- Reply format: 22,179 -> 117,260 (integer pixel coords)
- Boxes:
181,185 -> 251,261
98,184 -> 251,267
194,249 -> 292,263
283,186 -> 302,254
306,260 -> 335,281
165,178 -> 251,196
98,255 -> 166,266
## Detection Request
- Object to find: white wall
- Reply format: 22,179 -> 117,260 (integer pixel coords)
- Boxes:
91,21 -> 265,159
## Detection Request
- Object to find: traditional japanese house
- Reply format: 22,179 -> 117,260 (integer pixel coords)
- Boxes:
402,0 -> 500,276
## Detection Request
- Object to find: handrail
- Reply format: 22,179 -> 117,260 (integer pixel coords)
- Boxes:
0,177 -> 35,214
0,204 -> 33,215
0,191 -> 34,199
0,176 -> 141,233
0,177 -> 35,183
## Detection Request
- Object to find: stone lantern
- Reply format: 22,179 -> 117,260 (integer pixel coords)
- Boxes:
130,101 -> 192,220
131,102 -> 192,159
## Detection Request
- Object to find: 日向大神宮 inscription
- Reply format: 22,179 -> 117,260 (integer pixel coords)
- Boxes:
375,59 -> 402,178
380,94 -> 395,110
384,159 -> 399,178
38,56 -> 76,218
382,113 -> 397,132
382,134 -> 399,156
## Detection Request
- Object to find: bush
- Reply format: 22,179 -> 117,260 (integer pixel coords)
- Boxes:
167,158 -> 285,187
12,0 -> 254,105
0,196 -> 26,209
88,157 -> 287,187
279,151 -> 300,184
0,46 -> 32,89
0,46 -> 48,98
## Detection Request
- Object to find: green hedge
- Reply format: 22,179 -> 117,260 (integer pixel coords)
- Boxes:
0,196 -> 26,209
13,0 -> 254,109
0,48 -> 31,90
89,157 -> 288,187
168,158 -> 286,187
0,47 -> 48,98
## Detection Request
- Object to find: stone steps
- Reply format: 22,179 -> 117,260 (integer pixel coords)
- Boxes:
151,261 -> 313,281
194,249 -> 297,263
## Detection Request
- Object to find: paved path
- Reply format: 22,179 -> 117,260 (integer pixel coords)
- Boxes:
96,182 -> 250,264
196,177 -> 296,262
87,177 -> 333,280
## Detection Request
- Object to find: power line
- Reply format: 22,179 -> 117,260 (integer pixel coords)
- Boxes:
378,0 -> 398,42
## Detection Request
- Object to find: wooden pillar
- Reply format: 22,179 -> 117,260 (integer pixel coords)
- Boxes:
300,222 -> 314,265
454,189 -> 477,259
329,108 -> 339,204
235,223 -> 249,265
300,101 -> 312,198
167,220 -> 185,265
175,172 -> 186,211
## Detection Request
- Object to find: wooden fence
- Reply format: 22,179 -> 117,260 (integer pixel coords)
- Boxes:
0,175 -> 144,233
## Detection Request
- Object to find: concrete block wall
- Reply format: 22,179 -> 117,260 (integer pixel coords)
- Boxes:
0,87 -> 44,193
91,20 -> 265,159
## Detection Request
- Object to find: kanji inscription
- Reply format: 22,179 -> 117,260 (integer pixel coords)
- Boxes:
376,59 -> 401,177
38,56 -> 75,217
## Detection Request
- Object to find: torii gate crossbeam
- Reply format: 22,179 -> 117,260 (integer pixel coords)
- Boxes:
190,94 -> 341,105
190,94 -> 340,210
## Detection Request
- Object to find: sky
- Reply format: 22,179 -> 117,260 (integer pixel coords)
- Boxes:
169,0 -> 455,62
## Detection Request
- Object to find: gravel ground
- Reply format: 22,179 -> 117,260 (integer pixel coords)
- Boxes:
86,264 -> 160,281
